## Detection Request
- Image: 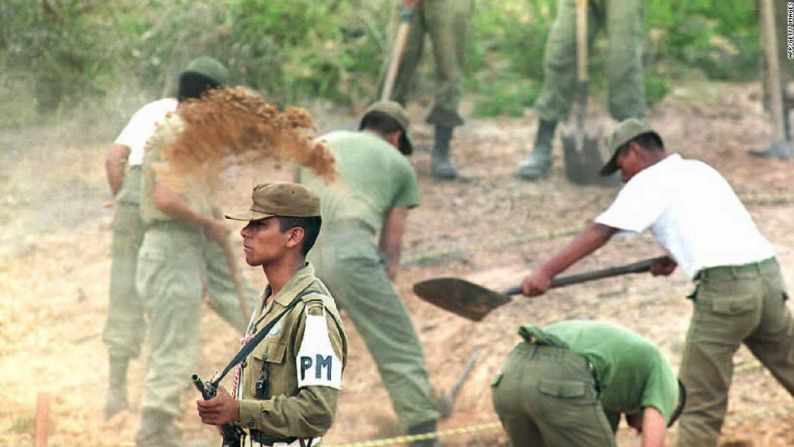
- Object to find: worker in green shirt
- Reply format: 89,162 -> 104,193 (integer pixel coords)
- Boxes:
492,320 -> 684,447
296,101 -> 440,446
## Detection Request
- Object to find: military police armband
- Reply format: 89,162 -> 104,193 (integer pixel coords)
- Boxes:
296,305 -> 342,389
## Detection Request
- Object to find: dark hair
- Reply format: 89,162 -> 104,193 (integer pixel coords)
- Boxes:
359,111 -> 411,155
276,216 -> 322,256
177,72 -> 221,102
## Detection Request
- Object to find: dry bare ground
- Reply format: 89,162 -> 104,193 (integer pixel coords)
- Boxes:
1,81 -> 793,447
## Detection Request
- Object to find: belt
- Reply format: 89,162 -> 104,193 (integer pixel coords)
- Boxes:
697,257 -> 777,281
250,431 -> 321,447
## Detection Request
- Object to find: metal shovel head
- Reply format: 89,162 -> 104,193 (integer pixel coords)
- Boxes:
412,277 -> 512,321
561,123 -> 618,187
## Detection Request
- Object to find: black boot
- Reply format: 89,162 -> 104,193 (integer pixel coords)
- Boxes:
431,126 -> 457,180
515,119 -> 557,180
408,419 -> 441,447
105,355 -> 129,419
748,107 -> 793,160
136,409 -> 179,447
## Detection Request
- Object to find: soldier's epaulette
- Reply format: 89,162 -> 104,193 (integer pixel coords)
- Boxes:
299,289 -> 330,315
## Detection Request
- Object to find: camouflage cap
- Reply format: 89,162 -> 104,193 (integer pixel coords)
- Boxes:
225,182 -> 321,221
600,118 -> 660,176
360,100 -> 413,155
182,56 -> 229,86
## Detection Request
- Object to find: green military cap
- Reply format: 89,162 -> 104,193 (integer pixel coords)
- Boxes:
600,118 -> 660,176
225,182 -> 321,221
360,100 -> 413,155
182,56 -> 229,86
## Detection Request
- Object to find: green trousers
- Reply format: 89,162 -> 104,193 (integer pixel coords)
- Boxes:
491,342 -> 615,447
677,258 -> 794,447
534,0 -> 646,122
391,0 -> 474,127
309,224 -> 439,430
135,224 -> 256,416
103,168 -> 146,359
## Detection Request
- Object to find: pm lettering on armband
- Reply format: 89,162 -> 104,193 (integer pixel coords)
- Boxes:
297,352 -> 341,389
300,354 -> 333,381
296,311 -> 343,389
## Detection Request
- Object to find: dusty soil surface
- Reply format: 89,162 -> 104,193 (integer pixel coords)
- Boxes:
2,81 -> 793,447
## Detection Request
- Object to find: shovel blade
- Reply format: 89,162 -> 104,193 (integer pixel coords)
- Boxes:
412,278 -> 512,321
561,124 -> 618,187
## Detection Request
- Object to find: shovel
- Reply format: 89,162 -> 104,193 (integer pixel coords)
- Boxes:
748,0 -> 792,160
560,0 -> 617,186
381,0 -> 420,101
412,256 -> 668,321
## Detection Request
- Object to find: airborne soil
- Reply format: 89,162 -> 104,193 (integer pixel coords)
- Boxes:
2,80 -> 793,447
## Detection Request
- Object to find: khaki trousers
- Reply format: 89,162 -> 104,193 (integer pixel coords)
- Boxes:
310,224 -> 439,430
135,224 -> 255,416
491,342 -> 614,447
391,0 -> 474,127
677,258 -> 794,446
534,0 -> 646,122
103,168 -> 146,359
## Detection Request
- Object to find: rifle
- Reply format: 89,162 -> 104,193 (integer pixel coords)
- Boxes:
192,374 -> 245,447
192,293 -> 306,446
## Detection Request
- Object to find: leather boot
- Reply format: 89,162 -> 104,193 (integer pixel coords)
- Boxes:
431,126 -> 457,180
408,419 -> 441,447
105,355 -> 129,419
515,119 -> 557,180
136,409 -> 179,447
748,106 -> 793,160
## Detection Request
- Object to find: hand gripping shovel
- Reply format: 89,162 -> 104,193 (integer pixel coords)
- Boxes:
412,257 -> 667,321
559,0 -> 618,186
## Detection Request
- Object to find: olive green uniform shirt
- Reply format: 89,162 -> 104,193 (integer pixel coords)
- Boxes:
297,131 -> 439,430
139,113 -> 212,227
298,130 -> 420,234
540,320 -> 679,426
238,263 -> 348,439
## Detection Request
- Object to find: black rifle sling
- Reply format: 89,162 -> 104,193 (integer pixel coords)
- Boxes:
210,289 -> 314,387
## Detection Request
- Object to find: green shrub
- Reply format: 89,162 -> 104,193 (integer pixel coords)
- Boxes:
0,0 -> 770,124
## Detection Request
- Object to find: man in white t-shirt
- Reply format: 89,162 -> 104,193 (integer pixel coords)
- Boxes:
520,118 -> 794,447
103,96 -> 177,420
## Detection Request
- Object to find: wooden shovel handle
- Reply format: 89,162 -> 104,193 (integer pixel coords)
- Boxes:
576,0 -> 588,83
381,2 -> 418,100
502,256 -> 667,296
760,0 -> 786,141
211,207 -> 251,323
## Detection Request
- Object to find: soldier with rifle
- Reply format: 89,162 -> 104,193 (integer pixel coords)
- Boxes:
196,182 -> 348,447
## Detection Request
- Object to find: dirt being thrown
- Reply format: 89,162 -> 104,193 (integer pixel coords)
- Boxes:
163,87 -> 336,189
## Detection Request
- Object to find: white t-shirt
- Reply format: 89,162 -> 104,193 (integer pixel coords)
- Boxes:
595,153 -> 774,279
114,98 -> 178,166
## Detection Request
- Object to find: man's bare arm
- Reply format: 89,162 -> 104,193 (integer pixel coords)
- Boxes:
105,144 -> 130,196
640,406 -> 666,447
379,206 -> 409,281
521,222 -> 617,296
